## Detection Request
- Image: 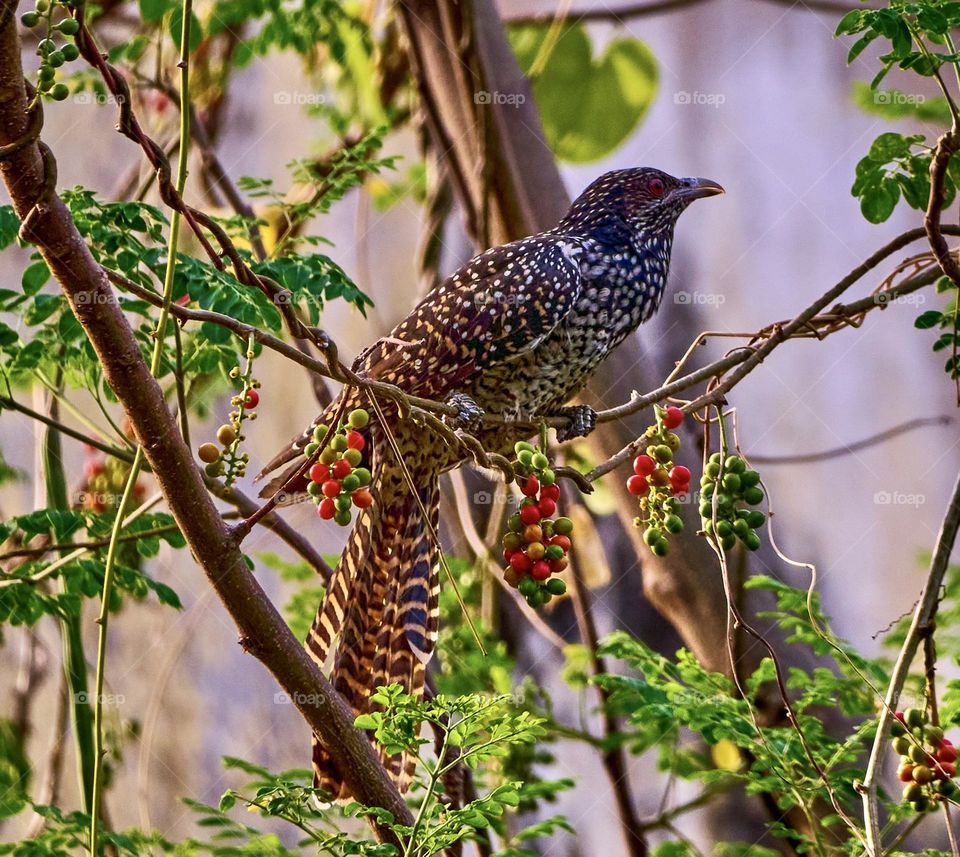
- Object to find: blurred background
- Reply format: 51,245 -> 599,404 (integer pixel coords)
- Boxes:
2,0 -> 959,853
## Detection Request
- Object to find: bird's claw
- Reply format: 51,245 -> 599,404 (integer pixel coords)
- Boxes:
555,404 -> 597,442
443,392 -> 484,431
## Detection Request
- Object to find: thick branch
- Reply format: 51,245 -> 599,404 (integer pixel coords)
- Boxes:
0,7 -> 410,838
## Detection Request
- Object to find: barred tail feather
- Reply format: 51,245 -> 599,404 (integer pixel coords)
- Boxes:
311,469 -> 440,799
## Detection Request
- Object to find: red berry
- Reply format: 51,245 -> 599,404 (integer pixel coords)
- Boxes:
309,463 -> 330,484
321,480 -> 341,499
898,764 -> 915,782
895,711 -> 905,722
939,744 -> 958,764
633,455 -> 656,477
940,762 -> 957,779
548,557 -> 568,574
538,497 -> 557,518
352,488 -> 373,509
520,504 -> 541,525
663,406 -> 684,429
626,475 -> 648,496
550,535 -> 572,553
332,459 -> 352,480
503,548 -> 517,563
669,465 -> 691,485
510,553 -> 532,574
84,460 -> 105,480
521,475 -> 540,497
346,430 -> 365,451
671,484 -> 689,497
243,388 -> 259,408
541,484 -> 561,502
318,498 -> 336,519
531,560 -> 551,581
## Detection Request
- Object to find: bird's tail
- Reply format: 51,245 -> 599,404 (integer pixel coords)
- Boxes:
307,460 -> 440,799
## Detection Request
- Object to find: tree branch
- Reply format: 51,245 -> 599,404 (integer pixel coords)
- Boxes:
0,6 -> 411,839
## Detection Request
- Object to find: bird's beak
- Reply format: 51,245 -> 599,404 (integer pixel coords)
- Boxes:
671,177 -> 725,203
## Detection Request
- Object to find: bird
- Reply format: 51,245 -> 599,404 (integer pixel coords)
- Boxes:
256,167 -> 723,798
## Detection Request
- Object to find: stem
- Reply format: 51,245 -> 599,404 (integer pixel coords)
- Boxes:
861,468 -> 960,857
90,4 -> 192,852
39,383 -> 96,814
404,732 -> 448,857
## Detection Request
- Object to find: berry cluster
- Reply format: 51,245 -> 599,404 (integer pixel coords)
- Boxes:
198,366 -> 260,486
305,408 -> 373,527
894,708 -> 958,812
626,406 -> 690,557
502,441 -> 571,608
21,1 -> 82,102
698,453 -> 765,552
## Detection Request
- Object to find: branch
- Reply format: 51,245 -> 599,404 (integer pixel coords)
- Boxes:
747,415 -> 953,465
860,468 -> 960,856
0,8 -> 411,839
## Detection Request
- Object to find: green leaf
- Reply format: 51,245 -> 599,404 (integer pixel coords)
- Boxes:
510,24 -> 658,163
21,261 -> 50,296
916,310 -> 944,329
169,7 -> 202,53
138,0 -> 172,22
860,180 -> 900,223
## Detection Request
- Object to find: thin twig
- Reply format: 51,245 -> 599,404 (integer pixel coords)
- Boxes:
861,468 -> 960,856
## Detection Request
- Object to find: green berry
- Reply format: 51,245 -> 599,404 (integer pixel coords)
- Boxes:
892,736 -> 911,755
720,534 -> 737,552
38,64 -> 55,80
716,520 -> 733,538
342,475 -> 360,493
307,481 -> 321,497
517,449 -> 534,467
313,424 -> 329,442
348,408 -> 370,428
319,447 -> 337,465
344,448 -> 362,466
335,495 -> 352,512
743,486 -> 764,506
518,577 -> 538,597
722,473 -> 741,493
330,434 -> 348,452
643,527 -> 661,547
733,518 -> 750,539
58,18 -> 80,35
553,517 -> 573,535
546,578 -> 567,596
545,545 -> 565,561
741,470 -> 761,488
653,445 -> 673,463
903,782 -> 923,802
48,51 -> 65,68
702,482 -> 715,499
925,725 -> 944,745
726,456 -> 746,474
909,744 -> 928,764
508,514 -> 523,533
665,515 -> 683,534
334,509 -> 352,527
204,462 -> 223,478
540,468 -> 556,485
532,452 -> 549,470
705,462 -> 721,478
745,510 -> 766,529
21,11 -> 39,26
514,441 -> 534,454
743,531 -> 761,552
663,431 -> 681,451
353,467 -> 372,486
651,539 -> 669,557
905,708 -> 926,729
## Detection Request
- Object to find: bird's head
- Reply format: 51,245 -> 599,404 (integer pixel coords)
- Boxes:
559,167 -> 724,242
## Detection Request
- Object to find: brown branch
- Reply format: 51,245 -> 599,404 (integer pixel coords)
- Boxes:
0,12 -> 411,840
747,415 -> 953,465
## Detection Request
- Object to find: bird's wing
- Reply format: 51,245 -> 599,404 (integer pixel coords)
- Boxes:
358,235 -> 583,397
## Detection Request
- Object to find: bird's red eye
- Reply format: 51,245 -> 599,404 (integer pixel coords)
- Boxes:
649,177 -> 666,197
